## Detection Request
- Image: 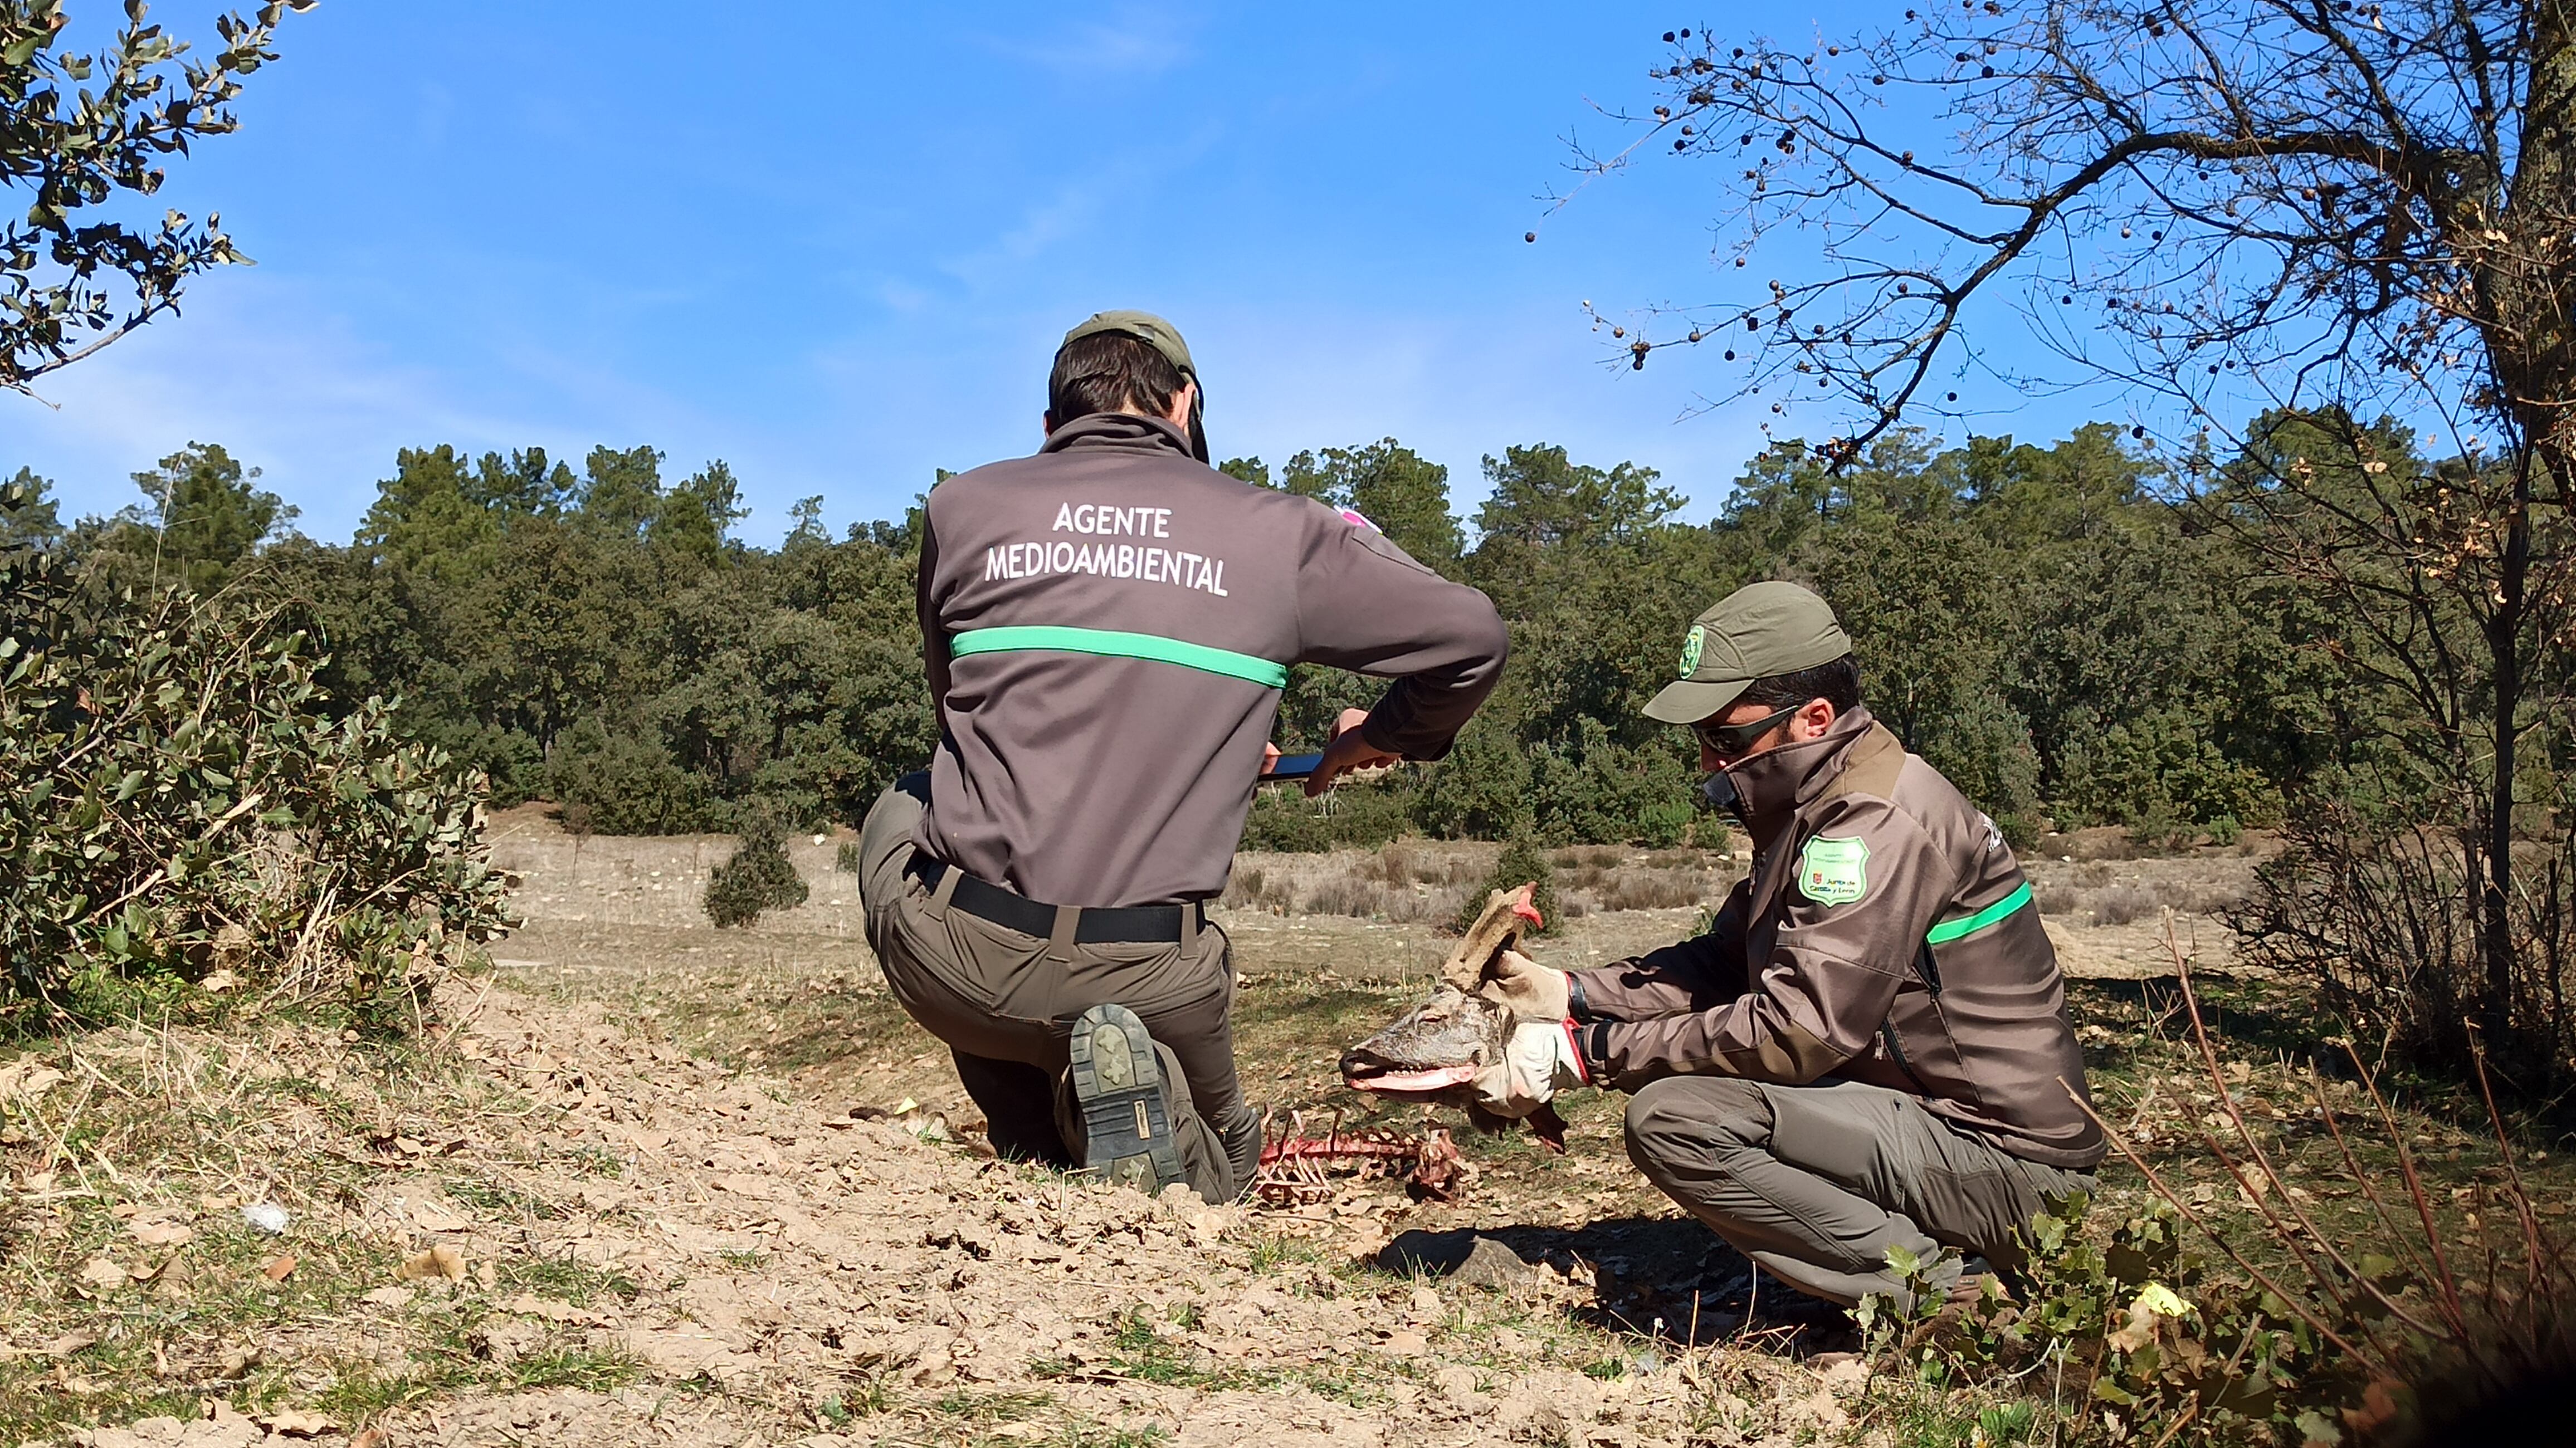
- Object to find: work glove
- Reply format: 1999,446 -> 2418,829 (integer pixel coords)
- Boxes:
1472,1019 -> 1589,1119
1478,948 -> 1570,1023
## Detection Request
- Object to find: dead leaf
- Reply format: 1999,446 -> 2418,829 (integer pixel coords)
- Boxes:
500,1292 -> 605,1325
397,1244 -> 466,1281
409,1197 -> 471,1232
198,967 -> 240,994
38,1332 -> 97,1358
77,1255 -> 128,1291
130,1220 -> 194,1247
352,1429 -> 391,1448
258,1408 -> 338,1437
0,1063 -> 66,1100
262,1254 -> 298,1282
362,1285 -> 416,1308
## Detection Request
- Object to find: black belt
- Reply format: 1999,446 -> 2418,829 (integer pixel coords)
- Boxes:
906,857 -> 1206,944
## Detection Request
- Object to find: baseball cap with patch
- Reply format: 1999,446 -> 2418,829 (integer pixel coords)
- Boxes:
1060,309 -> 1208,461
1643,580 -> 1853,725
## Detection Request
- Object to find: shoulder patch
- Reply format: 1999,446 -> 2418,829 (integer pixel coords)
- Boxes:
1797,835 -> 1870,906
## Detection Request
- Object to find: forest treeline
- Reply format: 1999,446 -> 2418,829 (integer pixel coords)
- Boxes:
15,413 -> 2574,1093
14,422 -> 2349,852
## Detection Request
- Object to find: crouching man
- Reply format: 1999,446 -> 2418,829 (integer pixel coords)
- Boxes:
1477,581 -> 2104,1308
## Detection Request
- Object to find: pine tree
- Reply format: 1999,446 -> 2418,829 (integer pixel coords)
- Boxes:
704,820 -> 809,928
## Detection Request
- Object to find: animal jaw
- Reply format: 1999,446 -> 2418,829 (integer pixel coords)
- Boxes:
1338,986 -> 1510,1099
1338,884 -> 1570,1152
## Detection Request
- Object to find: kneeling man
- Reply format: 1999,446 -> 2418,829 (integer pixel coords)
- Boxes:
1478,581 -> 2104,1308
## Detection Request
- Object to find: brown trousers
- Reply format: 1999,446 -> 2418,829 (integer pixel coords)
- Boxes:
856,776 -> 1261,1204
1624,1074 -> 2094,1308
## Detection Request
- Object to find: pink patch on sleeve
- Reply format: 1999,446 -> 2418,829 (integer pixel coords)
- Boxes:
1338,507 -> 1378,532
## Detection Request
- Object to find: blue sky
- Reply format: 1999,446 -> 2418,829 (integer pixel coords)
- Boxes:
7,3 -> 2120,545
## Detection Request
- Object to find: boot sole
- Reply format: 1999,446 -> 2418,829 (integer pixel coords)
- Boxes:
1067,1004 -> 1186,1195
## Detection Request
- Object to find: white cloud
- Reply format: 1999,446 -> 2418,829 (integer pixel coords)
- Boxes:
982,7 -> 1198,77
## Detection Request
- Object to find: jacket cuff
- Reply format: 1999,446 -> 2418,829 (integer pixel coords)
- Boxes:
1558,1018 -> 1590,1085
1579,1020 -> 1614,1084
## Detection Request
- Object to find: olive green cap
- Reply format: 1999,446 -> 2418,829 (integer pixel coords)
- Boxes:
1062,309 -> 1198,383
1059,309 -> 1207,461
1642,580 -> 1853,724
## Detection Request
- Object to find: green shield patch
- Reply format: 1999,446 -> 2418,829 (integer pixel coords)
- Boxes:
1797,835 -> 1870,906
1677,624 -> 1706,678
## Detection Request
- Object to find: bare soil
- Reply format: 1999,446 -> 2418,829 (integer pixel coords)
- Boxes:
20,811 -> 2555,1446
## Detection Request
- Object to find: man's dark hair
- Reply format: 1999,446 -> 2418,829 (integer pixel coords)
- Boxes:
1738,654 -> 1862,714
1047,331 -> 1186,427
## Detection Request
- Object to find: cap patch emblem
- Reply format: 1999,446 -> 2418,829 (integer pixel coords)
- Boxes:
1797,835 -> 1870,907
1677,624 -> 1706,679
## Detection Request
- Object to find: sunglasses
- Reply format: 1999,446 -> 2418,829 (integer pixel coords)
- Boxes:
1690,702 -> 1804,759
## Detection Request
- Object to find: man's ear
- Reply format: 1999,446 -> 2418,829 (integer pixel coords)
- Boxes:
1164,380 -> 1198,431
1042,411 -> 1056,437
1797,698 -> 1838,740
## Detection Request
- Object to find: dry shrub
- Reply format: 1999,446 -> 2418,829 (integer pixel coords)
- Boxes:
2076,861 -> 2116,888
1552,845 -> 1626,871
1299,872 -> 1457,924
1219,867 -> 1292,914
2034,884 -> 2084,919
2092,886 -> 2161,927
1596,870 -> 1708,912
1893,947 -> 2576,1447
1372,844 -> 1419,886
2155,879 -> 2244,914
2074,833 -> 2139,863
2236,803 -> 2576,1099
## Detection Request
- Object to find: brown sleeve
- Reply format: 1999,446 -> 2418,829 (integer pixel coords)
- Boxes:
916,512 -> 950,712
1291,514 -> 1507,761
1590,795 -> 1957,1091
1568,878 -> 1752,1021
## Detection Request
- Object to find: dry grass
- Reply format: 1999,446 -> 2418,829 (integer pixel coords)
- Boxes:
0,1001 -> 643,1443
2091,886 -> 2162,928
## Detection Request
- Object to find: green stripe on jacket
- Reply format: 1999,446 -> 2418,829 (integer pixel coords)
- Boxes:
1925,880 -> 2035,945
948,625 -> 1289,689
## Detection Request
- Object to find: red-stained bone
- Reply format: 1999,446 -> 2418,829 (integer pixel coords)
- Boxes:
1253,1111 -> 1468,1205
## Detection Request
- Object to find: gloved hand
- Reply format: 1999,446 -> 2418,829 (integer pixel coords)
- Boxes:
1479,948 -> 1570,1023
1472,1019 -> 1589,1119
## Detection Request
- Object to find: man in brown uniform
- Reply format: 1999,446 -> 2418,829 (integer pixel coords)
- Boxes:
859,310 -> 1508,1205
1475,581 -> 2102,1307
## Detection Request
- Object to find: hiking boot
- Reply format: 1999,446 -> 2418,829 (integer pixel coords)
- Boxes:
1067,1004 -> 1187,1196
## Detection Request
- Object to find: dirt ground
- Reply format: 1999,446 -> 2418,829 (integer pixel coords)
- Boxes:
21,809 -> 2501,1447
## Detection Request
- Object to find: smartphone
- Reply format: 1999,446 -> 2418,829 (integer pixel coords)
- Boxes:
1266,752 -> 1325,782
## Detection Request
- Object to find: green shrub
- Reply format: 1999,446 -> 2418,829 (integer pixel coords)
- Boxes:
545,715 -> 717,835
1240,776 -> 1417,853
1528,718 -> 1696,846
2056,712 -> 2281,831
702,820 -> 808,927
1455,831 -> 1559,936
1412,715 -> 1533,841
0,531 -> 511,1026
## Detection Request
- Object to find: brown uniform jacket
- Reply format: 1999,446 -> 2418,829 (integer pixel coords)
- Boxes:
1567,707 -> 2105,1169
915,413 -> 1508,909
